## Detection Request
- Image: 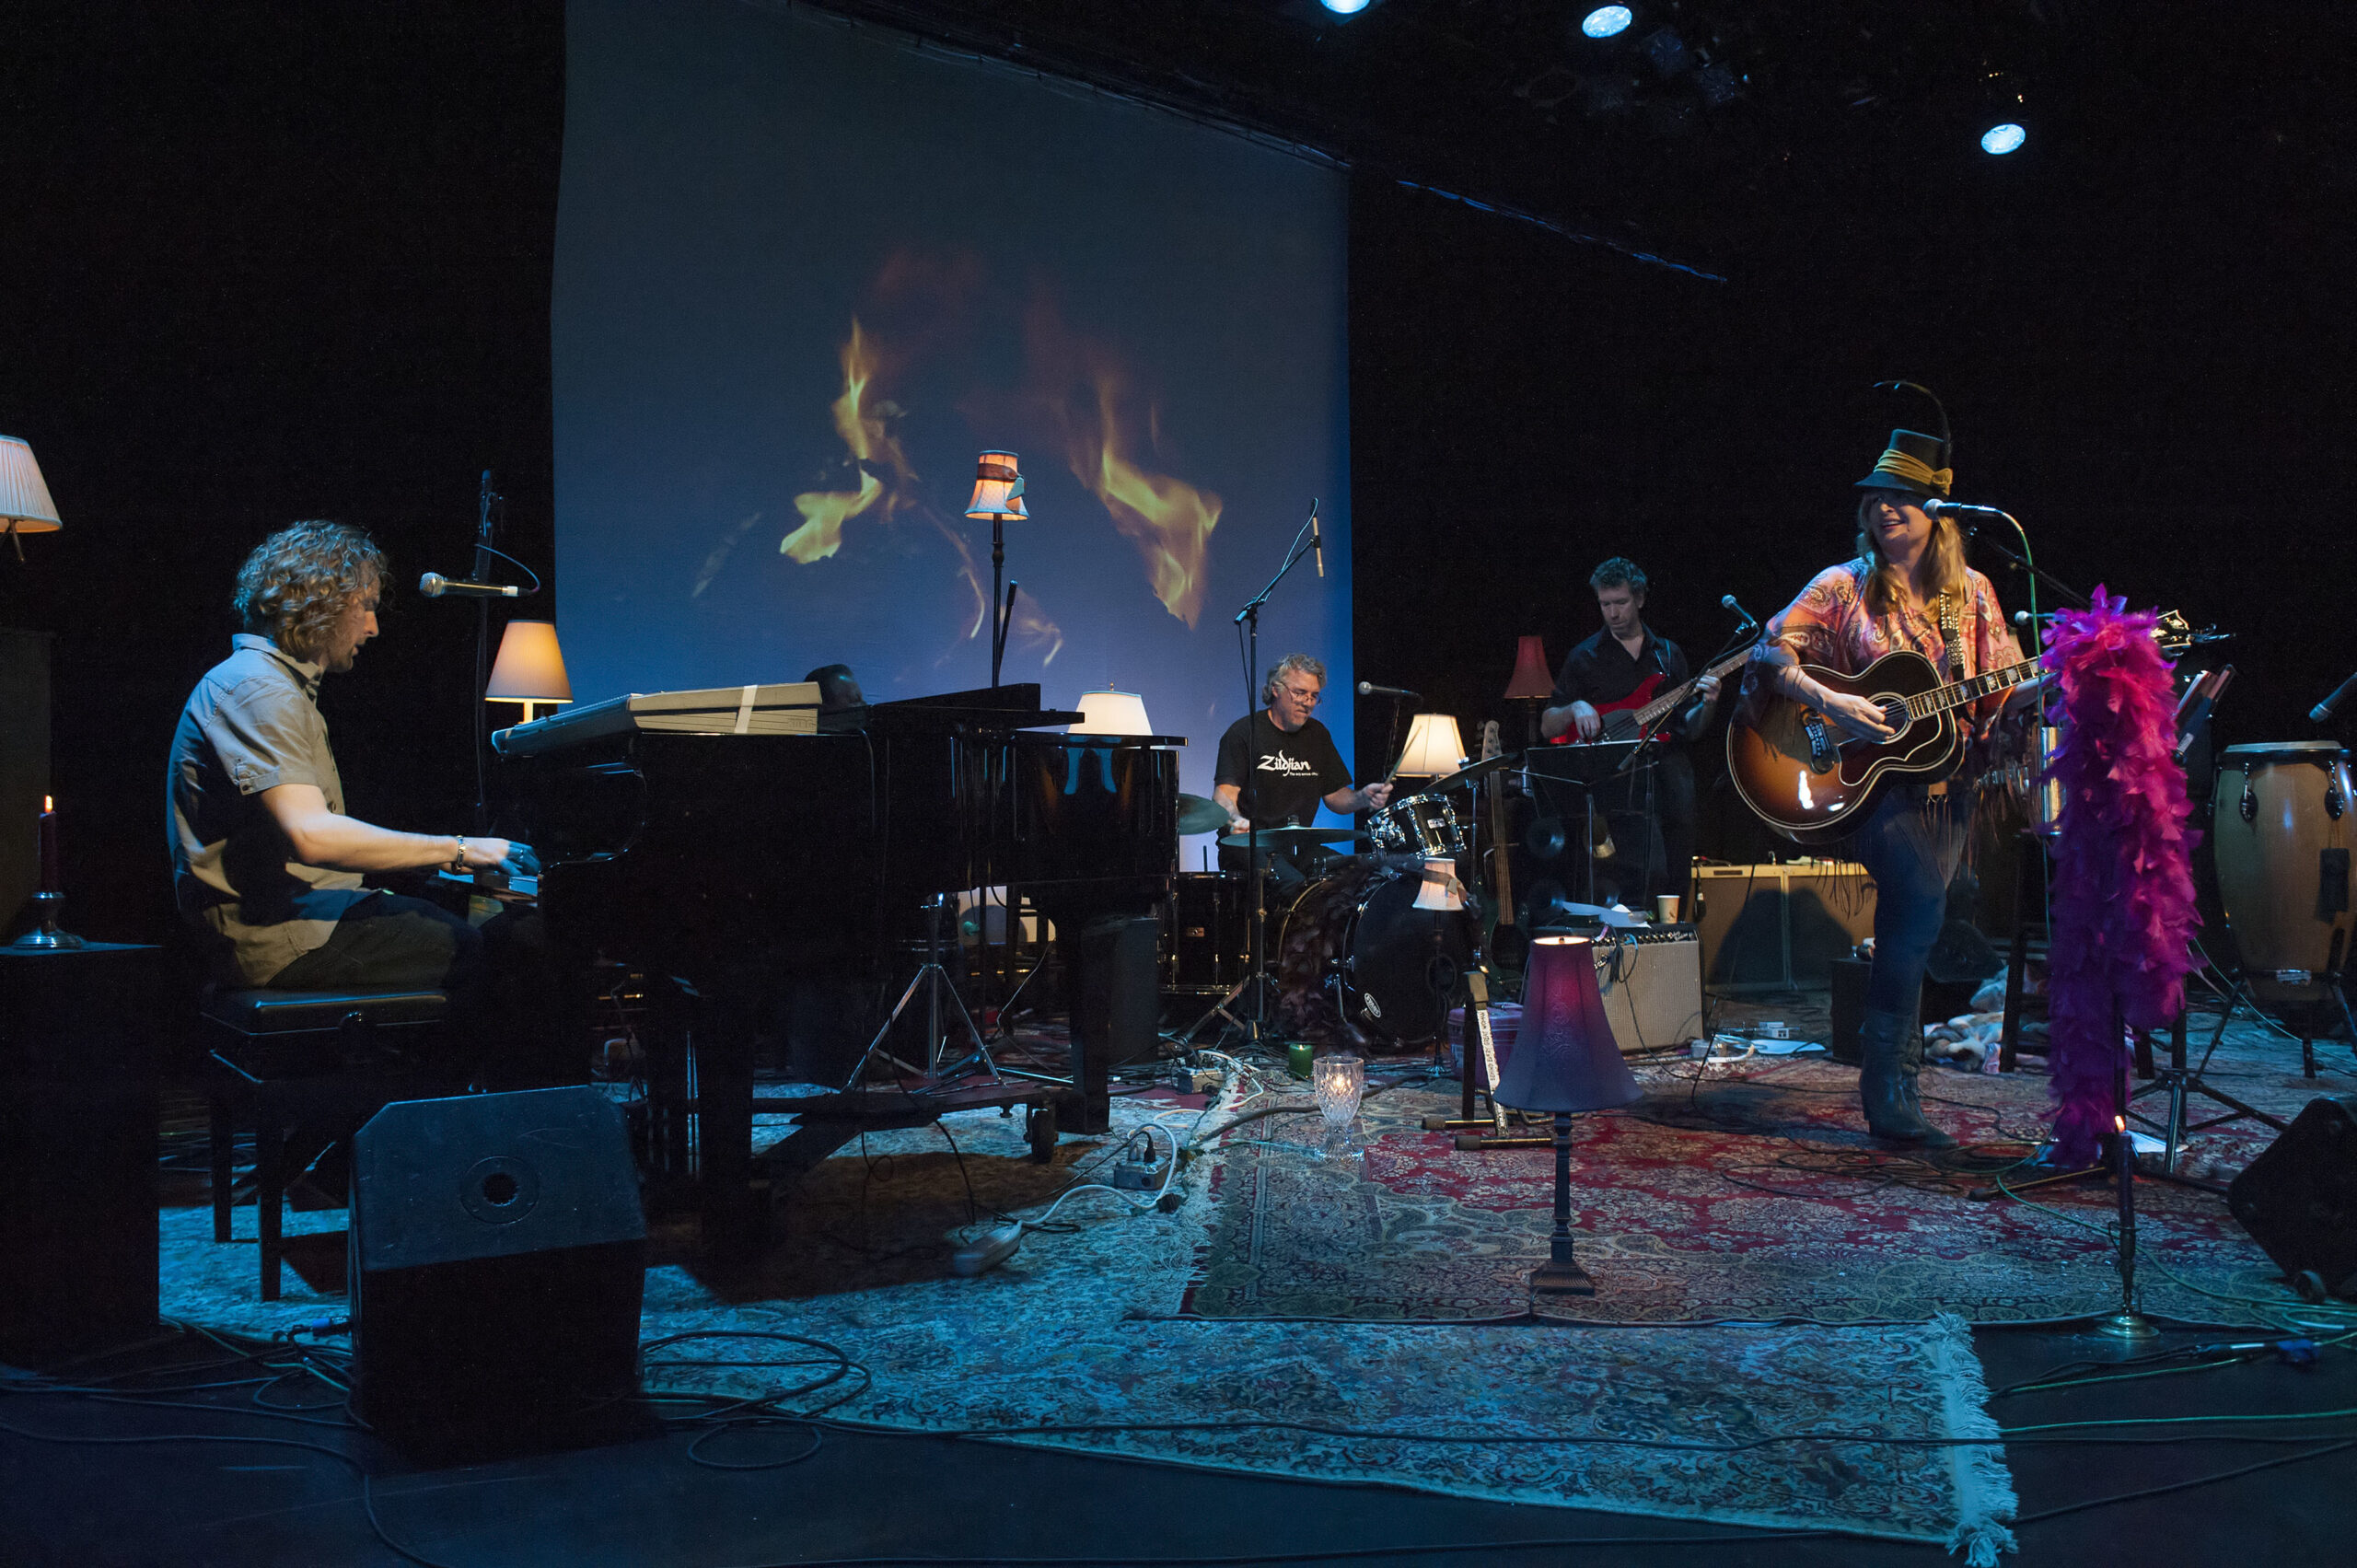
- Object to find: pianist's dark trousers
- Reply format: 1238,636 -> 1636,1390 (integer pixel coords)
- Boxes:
264,892 -> 578,1090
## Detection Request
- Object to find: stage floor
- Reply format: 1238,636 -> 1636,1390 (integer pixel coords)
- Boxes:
8,995 -> 2355,1564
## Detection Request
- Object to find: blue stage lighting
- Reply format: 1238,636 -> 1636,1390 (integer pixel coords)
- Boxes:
1581,6 -> 1633,39
1321,0 -> 1373,13
1980,122 -> 2026,155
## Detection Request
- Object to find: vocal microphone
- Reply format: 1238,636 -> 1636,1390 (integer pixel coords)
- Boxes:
2313,667 -> 2357,725
1923,499 -> 2008,518
419,572 -> 519,599
1309,498 -> 1324,580
1357,681 -> 1421,700
1720,593 -> 1758,630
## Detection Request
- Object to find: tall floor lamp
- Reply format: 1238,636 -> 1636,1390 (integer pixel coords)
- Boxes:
1492,934 -> 1643,1295
965,452 -> 1028,688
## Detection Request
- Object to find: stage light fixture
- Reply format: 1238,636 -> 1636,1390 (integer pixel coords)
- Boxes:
1580,6 -> 1631,38
1980,122 -> 2026,155
1320,0 -> 1372,13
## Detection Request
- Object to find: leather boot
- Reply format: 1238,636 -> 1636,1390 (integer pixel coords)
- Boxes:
1857,1005 -> 1946,1145
1895,998 -> 1957,1150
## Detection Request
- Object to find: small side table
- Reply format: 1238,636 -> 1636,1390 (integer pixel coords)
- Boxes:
0,942 -> 164,1356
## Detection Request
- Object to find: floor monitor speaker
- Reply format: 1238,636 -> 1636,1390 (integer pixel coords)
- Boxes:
2227,1096 -> 2357,1300
350,1086 -> 646,1439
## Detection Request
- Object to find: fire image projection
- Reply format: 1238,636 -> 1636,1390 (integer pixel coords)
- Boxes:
552,0 -> 1353,798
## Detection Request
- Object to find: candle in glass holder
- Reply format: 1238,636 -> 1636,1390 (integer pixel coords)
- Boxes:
37,795 -> 60,893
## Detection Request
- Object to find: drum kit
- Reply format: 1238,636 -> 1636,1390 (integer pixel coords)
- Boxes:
1164,755 -> 1510,1049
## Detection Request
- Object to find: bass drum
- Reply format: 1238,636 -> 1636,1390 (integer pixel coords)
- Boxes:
2212,742 -> 2353,1003
1278,867 -> 1472,1045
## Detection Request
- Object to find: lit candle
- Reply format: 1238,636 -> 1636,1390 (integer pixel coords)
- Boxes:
38,794 -> 60,893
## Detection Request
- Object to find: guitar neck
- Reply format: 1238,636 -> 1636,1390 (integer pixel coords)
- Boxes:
1902,656 -> 2041,720
1632,645 -> 1752,728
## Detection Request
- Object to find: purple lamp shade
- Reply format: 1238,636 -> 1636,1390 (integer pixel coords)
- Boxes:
1493,936 -> 1643,1113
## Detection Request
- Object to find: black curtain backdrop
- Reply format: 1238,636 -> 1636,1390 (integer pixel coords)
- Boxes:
5,0 -> 2350,944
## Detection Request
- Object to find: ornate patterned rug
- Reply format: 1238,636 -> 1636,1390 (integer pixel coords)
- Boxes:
1181,1019 -> 2337,1325
162,1095 -> 2017,1556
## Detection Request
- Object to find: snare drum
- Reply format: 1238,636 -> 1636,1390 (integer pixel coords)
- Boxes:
2212,742 -> 2353,1000
1369,793 -> 1466,859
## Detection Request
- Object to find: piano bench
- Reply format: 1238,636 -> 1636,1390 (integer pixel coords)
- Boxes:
200,986 -> 456,1302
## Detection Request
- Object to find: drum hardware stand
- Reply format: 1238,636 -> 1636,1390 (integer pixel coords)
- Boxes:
842,894 -> 1001,1091
2125,1003 -> 2290,1191
2194,957 -> 2354,1082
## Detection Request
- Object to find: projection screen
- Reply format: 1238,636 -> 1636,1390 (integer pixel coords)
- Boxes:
552,0 -> 1353,802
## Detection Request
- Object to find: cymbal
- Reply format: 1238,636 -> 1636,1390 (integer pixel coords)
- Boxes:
1414,752 -> 1514,795
1217,826 -> 1369,850
1176,793 -> 1230,835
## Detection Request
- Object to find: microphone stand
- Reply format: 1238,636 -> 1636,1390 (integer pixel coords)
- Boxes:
471,471 -> 499,834
1231,516 -> 1323,1047
1963,514 -> 2089,611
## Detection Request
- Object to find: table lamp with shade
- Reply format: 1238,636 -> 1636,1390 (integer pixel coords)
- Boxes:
485,620 -> 573,725
1491,934 -> 1642,1295
965,451 -> 1028,688
1069,690 -> 1153,736
0,436 -> 63,562
1504,634 -> 1553,746
1392,713 -> 1466,780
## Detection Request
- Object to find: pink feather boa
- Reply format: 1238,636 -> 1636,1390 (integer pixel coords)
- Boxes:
2039,589 -> 2201,1164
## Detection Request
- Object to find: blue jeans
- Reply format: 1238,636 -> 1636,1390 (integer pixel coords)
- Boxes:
1846,789 -> 1968,1024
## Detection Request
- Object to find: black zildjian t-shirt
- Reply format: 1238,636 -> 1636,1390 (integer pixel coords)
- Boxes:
1214,711 -> 1353,827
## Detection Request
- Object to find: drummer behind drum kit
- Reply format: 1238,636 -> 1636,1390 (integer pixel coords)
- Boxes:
1166,752 -> 1513,1049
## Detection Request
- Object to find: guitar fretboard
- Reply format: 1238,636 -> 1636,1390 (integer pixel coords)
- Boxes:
1632,645 -> 1755,728
1900,656 -> 2042,720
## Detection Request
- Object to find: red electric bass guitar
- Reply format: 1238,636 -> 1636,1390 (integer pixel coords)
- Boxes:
1551,642 -> 1756,746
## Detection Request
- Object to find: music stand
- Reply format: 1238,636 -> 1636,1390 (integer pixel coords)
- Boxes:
1522,740 -> 1647,909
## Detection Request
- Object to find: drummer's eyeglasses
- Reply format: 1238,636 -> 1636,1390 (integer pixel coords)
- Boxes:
1279,684 -> 1322,704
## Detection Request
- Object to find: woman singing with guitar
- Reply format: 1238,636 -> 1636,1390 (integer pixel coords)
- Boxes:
1736,422 -> 2027,1148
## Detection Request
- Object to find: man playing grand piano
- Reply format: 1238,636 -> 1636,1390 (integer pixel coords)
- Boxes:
167,520 -> 563,1085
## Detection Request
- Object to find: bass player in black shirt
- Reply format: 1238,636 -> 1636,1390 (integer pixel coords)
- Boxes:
1538,557 -> 1719,914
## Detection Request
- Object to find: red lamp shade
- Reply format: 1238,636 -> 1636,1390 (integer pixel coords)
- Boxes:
1503,634 -> 1553,700
1493,936 -> 1643,1113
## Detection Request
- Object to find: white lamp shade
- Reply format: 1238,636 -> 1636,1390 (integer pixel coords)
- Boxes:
0,436 -> 62,532
485,620 -> 574,704
965,450 -> 1028,521
1394,713 -> 1466,777
1070,689 -> 1153,736
1411,856 -> 1466,912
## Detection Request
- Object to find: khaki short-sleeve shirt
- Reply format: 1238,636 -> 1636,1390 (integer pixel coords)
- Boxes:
168,633 -> 369,984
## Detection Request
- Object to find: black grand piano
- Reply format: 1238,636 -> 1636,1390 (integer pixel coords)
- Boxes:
494,683 -> 1180,1253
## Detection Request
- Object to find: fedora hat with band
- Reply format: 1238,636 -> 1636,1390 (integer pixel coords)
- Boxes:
1856,428 -> 1952,499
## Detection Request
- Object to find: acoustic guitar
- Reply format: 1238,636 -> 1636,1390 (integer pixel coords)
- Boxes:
1552,641 -> 1756,745
1728,610 -> 2192,844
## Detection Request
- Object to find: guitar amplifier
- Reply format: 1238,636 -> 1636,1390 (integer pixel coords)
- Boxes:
1693,862 -> 1877,992
1588,925 -> 1705,1054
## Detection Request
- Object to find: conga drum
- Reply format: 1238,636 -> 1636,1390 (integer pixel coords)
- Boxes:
2212,743 -> 2354,1002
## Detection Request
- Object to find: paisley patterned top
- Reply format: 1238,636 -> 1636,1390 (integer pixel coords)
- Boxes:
1762,558 -> 2021,681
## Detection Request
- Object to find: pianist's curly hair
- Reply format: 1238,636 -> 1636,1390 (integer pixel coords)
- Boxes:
233,521 -> 389,663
